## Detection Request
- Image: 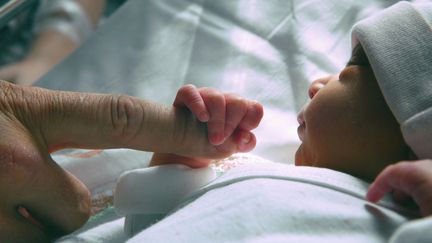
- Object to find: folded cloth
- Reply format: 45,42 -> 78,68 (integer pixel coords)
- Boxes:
114,164 -> 217,237
123,158 -> 419,243
390,216 -> 432,243
115,154 -> 266,236
352,1 -> 432,159
114,165 -> 216,216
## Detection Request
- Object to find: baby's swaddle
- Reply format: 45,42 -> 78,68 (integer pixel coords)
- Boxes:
113,154 -> 266,236
114,164 -> 216,236
114,155 -> 420,241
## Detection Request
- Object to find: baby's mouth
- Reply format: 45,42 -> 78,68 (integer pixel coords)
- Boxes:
297,113 -> 305,126
297,110 -> 306,141
297,123 -> 305,142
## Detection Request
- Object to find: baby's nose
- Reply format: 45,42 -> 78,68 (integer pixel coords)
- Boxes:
308,81 -> 325,99
308,75 -> 337,98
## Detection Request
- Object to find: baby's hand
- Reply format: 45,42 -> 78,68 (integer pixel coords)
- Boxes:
367,160 -> 432,216
173,84 -> 263,147
150,85 -> 263,168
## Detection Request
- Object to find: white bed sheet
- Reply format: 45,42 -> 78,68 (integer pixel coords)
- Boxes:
38,0 -> 401,164
34,0 -> 423,241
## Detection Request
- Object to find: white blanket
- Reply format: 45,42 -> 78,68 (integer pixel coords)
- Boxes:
120,157 -> 419,243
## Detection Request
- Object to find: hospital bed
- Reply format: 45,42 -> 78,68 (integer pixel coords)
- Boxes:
29,0 -> 423,241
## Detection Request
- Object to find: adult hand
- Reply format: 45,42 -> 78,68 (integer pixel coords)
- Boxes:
367,160 -> 432,216
0,81 -> 255,241
150,84 -> 264,168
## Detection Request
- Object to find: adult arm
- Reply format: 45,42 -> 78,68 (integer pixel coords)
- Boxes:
0,0 -> 105,85
0,81 -> 249,241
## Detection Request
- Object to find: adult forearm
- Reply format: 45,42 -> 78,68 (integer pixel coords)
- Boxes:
26,30 -> 77,68
75,0 -> 105,27
30,0 -> 106,64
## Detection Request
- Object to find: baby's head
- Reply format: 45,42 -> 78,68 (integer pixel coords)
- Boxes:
295,2 -> 432,181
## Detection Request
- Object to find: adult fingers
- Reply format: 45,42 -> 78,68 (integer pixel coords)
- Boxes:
173,84 -> 209,122
0,81 -> 204,155
1,81 -> 256,160
199,88 -> 226,145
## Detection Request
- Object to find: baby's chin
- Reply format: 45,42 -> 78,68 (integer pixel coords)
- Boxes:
294,144 -> 305,166
294,144 -> 319,167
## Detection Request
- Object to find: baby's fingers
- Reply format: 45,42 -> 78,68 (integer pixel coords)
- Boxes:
235,129 -> 257,152
367,160 -> 432,216
367,162 -> 410,203
239,101 -> 264,131
200,88 -> 226,145
224,93 -> 248,140
174,85 -> 209,122
216,129 -> 257,155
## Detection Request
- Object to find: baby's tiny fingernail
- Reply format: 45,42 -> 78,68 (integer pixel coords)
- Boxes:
239,133 -> 252,151
210,132 -> 224,145
239,132 -> 252,149
241,133 -> 252,144
199,111 -> 209,122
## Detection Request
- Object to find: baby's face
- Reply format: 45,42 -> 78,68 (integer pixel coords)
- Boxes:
295,45 -> 410,181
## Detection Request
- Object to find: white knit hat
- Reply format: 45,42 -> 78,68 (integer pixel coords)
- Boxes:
352,1 -> 432,159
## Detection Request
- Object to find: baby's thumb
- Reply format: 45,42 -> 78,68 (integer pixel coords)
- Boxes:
215,129 -> 256,157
